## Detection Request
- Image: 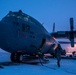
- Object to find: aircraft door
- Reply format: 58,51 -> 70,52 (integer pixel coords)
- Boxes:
38,38 -> 46,51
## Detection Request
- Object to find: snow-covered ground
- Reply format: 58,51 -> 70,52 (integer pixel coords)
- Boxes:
0,49 -> 76,75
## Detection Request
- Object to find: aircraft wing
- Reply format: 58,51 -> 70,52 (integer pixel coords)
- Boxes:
51,18 -> 76,47
51,31 -> 76,38
58,41 -> 76,44
51,31 -> 69,38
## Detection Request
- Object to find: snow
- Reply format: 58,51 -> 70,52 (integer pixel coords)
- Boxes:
0,49 -> 76,75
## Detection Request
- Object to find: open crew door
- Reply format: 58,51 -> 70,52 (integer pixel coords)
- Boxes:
38,38 -> 46,50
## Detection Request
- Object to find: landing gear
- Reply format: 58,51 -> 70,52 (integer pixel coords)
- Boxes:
38,52 -> 49,61
10,52 -> 23,63
10,53 -> 16,62
57,60 -> 60,68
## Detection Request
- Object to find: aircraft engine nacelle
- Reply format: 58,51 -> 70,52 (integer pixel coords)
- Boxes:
51,18 -> 76,47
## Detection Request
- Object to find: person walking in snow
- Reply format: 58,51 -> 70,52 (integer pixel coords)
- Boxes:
55,44 -> 62,67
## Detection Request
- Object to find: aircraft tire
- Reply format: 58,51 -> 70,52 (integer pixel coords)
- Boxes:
10,53 -> 17,62
16,52 -> 23,63
10,52 -> 23,63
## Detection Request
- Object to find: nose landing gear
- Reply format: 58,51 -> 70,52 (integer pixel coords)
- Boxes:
10,52 -> 23,63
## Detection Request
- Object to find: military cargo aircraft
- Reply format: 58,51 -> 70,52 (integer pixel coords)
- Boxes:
0,10 -> 75,63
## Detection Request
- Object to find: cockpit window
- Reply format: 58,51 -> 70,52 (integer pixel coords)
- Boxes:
22,23 -> 30,32
6,12 -> 42,26
22,24 -> 25,31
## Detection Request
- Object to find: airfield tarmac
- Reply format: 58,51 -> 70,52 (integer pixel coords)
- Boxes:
0,50 -> 76,75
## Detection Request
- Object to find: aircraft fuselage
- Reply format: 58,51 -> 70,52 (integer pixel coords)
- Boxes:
0,10 -> 58,55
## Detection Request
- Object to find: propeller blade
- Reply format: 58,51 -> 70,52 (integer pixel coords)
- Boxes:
70,39 -> 74,47
69,18 -> 74,47
70,18 -> 74,31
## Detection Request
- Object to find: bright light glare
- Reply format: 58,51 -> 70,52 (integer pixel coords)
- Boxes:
66,44 -> 76,53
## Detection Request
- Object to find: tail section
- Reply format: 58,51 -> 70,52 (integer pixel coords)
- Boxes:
52,23 -> 55,32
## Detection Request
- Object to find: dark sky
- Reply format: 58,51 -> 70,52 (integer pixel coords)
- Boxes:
0,0 -> 76,52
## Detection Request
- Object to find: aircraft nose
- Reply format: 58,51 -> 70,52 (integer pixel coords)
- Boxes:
0,22 -> 3,47
0,22 -> 4,35
0,21 -> 6,48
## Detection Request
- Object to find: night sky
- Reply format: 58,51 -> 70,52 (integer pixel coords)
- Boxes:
0,0 -> 76,52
